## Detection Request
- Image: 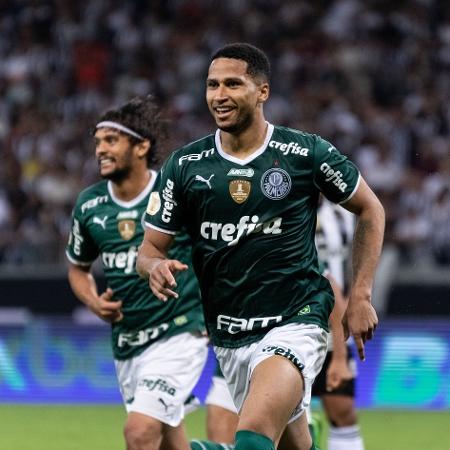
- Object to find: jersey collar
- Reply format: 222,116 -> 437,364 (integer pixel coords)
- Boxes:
107,169 -> 157,208
214,122 -> 274,166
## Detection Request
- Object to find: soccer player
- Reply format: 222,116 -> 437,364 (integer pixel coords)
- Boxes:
137,43 -> 385,450
66,97 -> 208,450
313,198 -> 366,450
197,263 -> 347,449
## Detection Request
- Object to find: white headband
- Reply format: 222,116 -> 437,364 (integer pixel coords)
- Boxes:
96,121 -> 145,140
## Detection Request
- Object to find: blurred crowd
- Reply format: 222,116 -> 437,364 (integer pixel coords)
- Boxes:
0,0 -> 449,268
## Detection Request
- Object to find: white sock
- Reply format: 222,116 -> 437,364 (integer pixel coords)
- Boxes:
328,424 -> 364,450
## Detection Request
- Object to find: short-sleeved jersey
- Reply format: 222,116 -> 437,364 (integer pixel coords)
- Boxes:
66,171 -> 204,360
145,124 -> 360,348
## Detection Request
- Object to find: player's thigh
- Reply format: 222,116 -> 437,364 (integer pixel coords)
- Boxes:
321,394 -> 358,426
278,413 -> 312,450
207,404 -> 239,443
238,355 -> 303,443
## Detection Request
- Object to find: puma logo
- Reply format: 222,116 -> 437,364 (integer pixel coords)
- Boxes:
93,216 -> 108,229
195,174 -> 214,189
158,398 -> 174,413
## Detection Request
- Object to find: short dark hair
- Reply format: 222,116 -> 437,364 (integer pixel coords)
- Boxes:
211,43 -> 271,83
96,95 -> 167,167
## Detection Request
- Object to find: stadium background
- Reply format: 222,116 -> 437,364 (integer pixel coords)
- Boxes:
0,1 -> 449,449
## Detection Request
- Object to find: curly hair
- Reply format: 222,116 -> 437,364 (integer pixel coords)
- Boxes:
96,95 -> 168,167
210,42 -> 271,83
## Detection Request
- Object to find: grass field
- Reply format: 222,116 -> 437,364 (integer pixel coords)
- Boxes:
0,405 -> 449,450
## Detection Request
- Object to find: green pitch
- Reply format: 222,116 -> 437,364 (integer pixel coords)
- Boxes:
0,405 -> 449,449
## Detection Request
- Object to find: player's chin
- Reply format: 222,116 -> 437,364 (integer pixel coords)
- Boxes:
99,168 -> 117,180
216,119 -> 240,133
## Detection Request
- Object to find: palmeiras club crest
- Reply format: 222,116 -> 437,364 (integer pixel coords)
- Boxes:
260,168 -> 291,200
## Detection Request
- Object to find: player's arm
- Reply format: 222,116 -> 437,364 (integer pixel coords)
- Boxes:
326,272 -> 353,391
341,177 -> 385,361
137,228 -> 187,301
67,263 -> 123,323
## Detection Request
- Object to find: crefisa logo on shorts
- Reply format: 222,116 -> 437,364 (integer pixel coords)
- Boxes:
262,345 -> 305,371
138,378 -> 177,396
261,168 -> 291,200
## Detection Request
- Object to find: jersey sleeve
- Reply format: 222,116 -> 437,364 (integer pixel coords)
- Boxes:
312,136 -> 360,204
143,154 -> 184,234
65,201 -> 99,266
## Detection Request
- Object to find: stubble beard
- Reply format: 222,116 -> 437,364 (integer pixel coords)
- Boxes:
217,109 -> 254,135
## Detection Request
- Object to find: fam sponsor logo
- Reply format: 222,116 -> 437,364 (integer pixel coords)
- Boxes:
178,148 -> 214,165
102,246 -> 138,274
200,215 -> 282,246
138,378 -> 176,396
227,168 -> 254,177
320,163 -> 348,193
118,322 -> 169,347
161,179 -> 177,223
262,345 -> 305,371
81,195 -> 108,213
217,315 -> 282,334
261,168 -> 291,200
269,140 -> 309,157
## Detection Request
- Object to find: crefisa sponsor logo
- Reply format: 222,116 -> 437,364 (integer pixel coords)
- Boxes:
161,178 -> 177,223
269,140 -> 309,157
320,163 -> 348,193
260,168 -> 291,200
138,378 -> 177,396
200,215 -> 283,246
262,345 -> 305,371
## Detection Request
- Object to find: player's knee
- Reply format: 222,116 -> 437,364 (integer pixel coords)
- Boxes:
329,407 -> 358,427
124,416 -> 161,450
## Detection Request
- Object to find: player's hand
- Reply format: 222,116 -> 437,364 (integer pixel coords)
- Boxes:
326,357 -> 353,391
149,259 -> 188,301
90,288 -> 123,323
342,296 -> 378,362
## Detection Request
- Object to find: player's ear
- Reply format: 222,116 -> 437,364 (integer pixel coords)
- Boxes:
136,140 -> 151,159
257,82 -> 269,104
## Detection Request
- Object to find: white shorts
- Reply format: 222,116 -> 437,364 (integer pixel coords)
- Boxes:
214,323 -> 327,423
115,332 -> 208,426
205,375 -> 238,414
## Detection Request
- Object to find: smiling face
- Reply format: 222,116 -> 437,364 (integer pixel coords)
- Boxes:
94,128 -> 138,182
206,57 -> 269,134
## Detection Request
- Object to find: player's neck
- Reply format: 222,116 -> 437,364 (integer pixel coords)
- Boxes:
111,166 -> 152,202
220,116 -> 268,159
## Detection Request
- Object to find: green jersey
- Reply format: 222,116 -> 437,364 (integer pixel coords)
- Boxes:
145,125 -> 360,348
66,171 -> 204,360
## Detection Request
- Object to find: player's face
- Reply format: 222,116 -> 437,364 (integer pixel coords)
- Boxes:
94,128 -> 135,182
206,58 -> 268,134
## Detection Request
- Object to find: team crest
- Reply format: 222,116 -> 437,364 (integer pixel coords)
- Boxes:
229,180 -> 251,204
118,220 -> 136,240
260,168 -> 291,200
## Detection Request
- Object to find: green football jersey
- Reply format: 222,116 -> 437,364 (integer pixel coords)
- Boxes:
145,125 -> 360,348
66,171 -> 204,360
